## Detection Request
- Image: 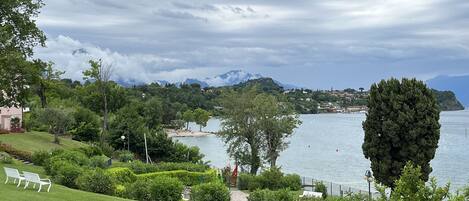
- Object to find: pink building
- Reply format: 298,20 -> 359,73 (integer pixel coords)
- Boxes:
0,107 -> 23,131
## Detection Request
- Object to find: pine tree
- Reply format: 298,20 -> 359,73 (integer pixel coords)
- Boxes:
362,78 -> 441,188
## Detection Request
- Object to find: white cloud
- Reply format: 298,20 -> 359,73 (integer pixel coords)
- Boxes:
33,0 -> 469,89
34,35 -> 213,83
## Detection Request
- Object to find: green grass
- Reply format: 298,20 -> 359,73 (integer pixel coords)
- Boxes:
0,131 -> 87,153
0,161 -> 130,201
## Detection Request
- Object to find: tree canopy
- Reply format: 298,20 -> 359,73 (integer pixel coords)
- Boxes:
362,78 -> 441,188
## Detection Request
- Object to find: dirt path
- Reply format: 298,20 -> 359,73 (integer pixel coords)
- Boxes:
230,188 -> 248,201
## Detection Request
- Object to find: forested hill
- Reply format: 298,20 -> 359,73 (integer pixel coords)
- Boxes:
432,90 -> 465,111
231,78 -> 464,112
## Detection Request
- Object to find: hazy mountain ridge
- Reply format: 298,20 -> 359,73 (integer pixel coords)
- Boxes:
164,70 -> 299,89
427,75 -> 469,107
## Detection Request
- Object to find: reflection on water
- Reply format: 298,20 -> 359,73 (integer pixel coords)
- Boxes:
177,110 -> 469,190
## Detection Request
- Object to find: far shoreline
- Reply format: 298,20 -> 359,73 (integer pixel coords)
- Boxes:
166,128 -> 217,137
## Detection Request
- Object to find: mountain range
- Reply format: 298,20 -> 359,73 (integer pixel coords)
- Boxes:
427,75 -> 469,107
154,70 -> 299,89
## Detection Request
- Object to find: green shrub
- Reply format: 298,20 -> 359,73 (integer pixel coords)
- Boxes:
90,155 -> 109,168
248,189 -> 294,201
0,152 -> 13,164
155,162 -> 208,172
44,150 -> 90,175
149,176 -> 183,201
238,173 -> 252,190
125,179 -> 152,201
238,173 -> 262,191
99,142 -> 115,158
75,144 -> 103,157
50,150 -> 90,166
115,184 -> 126,198
116,150 -> 134,162
31,150 -> 50,166
281,174 -> 302,191
105,167 -> 137,185
191,182 -> 230,201
129,160 -> 158,174
314,181 -> 327,199
77,168 -> 115,195
52,161 -> 83,188
259,167 -> 284,190
136,169 -> 218,186
239,169 -> 302,192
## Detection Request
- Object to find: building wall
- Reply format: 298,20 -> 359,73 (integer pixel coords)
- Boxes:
0,107 -> 23,130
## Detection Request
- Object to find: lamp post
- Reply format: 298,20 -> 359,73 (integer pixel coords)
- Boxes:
121,135 -> 125,150
365,170 -> 373,200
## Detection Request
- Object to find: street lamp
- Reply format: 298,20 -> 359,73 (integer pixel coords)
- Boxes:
121,135 -> 125,150
364,170 -> 373,200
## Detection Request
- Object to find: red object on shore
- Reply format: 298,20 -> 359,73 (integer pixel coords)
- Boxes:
232,164 -> 238,178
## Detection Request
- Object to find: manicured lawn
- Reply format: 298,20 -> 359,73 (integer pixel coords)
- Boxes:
0,161 -> 131,201
0,132 -> 87,153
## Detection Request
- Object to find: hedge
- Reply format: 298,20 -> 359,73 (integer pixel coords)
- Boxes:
137,169 -> 218,186
238,168 -> 302,191
105,167 -> 137,185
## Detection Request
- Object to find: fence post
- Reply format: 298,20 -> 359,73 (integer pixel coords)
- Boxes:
311,178 -> 314,191
330,182 -> 333,196
339,185 -> 342,197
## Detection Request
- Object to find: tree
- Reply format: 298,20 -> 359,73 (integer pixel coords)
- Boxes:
359,87 -> 365,93
390,162 -> 449,201
253,94 -> 301,168
143,97 -> 164,129
182,110 -> 194,130
219,88 -> 262,174
362,78 -> 441,188
71,107 -> 100,142
32,59 -> 64,108
37,107 -> 74,144
0,0 -> 46,107
193,108 -> 210,132
83,59 -> 112,144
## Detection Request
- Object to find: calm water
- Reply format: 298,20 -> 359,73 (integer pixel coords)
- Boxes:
177,110 -> 469,190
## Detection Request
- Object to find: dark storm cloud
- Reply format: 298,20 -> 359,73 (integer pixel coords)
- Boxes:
34,0 -> 469,88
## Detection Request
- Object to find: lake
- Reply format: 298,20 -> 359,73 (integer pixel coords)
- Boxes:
176,110 -> 469,191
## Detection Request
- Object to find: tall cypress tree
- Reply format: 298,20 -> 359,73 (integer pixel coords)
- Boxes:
362,78 -> 441,188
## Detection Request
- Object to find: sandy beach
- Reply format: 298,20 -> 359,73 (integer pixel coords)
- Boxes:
166,129 -> 216,137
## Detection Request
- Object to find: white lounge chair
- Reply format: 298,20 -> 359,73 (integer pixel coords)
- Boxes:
23,171 -> 52,192
299,190 -> 323,198
3,167 -> 25,187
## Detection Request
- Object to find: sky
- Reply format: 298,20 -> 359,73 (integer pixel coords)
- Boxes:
34,0 -> 469,89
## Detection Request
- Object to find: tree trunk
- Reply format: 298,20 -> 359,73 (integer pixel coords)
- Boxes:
186,122 -> 189,130
54,133 -> 59,144
102,90 -> 108,144
38,83 -> 47,108
270,154 -> 277,168
199,124 -> 202,132
249,144 -> 260,175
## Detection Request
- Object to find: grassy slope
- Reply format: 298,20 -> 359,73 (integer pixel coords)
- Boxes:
0,131 -> 87,153
0,162 -> 130,201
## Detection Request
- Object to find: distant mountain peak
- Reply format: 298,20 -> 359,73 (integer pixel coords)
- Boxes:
72,48 -> 88,55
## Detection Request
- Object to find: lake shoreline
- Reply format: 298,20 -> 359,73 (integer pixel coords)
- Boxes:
166,129 -> 216,137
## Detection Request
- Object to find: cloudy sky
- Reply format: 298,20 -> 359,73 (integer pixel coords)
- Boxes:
34,0 -> 469,89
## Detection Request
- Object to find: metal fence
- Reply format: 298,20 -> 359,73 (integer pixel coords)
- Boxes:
300,176 -> 381,198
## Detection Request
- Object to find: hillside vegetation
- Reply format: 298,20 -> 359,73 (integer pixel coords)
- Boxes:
0,162 -> 130,201
0,132 -> 87,153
